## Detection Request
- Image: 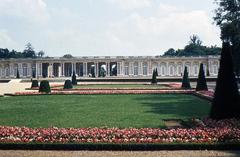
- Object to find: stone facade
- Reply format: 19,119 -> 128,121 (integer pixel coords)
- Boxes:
0,56 -> 220,78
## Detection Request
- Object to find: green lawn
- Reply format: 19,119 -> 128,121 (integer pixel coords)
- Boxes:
0,94 -> 211,128
71,84 -> 167,89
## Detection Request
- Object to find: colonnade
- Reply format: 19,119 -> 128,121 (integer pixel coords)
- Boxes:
0,56 -> 220,78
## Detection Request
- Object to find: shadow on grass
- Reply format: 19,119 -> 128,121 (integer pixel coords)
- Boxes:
134,94 -> 211,120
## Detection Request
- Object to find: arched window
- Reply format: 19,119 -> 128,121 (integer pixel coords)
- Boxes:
5,64 -> 10,77
14,64 -> 18,76
177,64 -> 182,76
169,65 -> 174,76
124,63 -> 129,75
143,62 -> 148,76
160,63 -> 166,76
134,62 -> 138,76
194,65 -> 199,76
22,63 -> 28,77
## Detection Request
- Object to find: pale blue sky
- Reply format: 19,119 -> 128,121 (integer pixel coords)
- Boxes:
0,0 -> 221,56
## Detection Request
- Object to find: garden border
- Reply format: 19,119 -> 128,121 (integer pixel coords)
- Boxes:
0,143 -> 239,151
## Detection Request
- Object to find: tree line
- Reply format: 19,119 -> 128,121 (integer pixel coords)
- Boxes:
0,43 -> 45,59
162,35 -> 221,57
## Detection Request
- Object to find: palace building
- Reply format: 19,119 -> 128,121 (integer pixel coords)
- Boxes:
0,55 -> 220,78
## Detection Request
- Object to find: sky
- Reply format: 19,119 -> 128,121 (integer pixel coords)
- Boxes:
0,0 -> 222,56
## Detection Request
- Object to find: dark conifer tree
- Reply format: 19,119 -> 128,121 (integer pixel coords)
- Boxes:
181,67 -> 191,89
196,63 -> 208,91
72,71 -> 77,85
16,69 -> 20,79
151,68 -> 157,84
210,42 -> 240,120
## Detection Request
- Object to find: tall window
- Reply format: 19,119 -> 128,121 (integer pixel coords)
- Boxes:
22,63 -> 28,77
124,63 -> 129,75
169,65 -> 174,76
213,65 -> 218,75
178,65 -> 182,76
143,62 -> 148,76
14,64 -> 18,76
134,62 -> 138,76
194,65 -> 198,76
161,65 -> 166,76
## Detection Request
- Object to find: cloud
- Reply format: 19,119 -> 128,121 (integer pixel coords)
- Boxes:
0,0 -> 49,25
0,30 -> 19,49
106,0 -> 151,10
105,3 -> 221,55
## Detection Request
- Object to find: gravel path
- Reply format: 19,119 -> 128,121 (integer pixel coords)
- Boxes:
0,151 -> 239,157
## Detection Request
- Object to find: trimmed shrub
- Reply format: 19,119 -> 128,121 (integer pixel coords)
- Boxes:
210,42 -> 240,120
151,68 -> 157,84
39,80 -> 51,93
155,68 -> 158,76
31,80 -> 39,88
196,63 -> 208,91
207,69 -> 210,77
181,67 -> 191,89
72,71 -> 77,85
16,69 -> 20,79
64,80 -> 73,89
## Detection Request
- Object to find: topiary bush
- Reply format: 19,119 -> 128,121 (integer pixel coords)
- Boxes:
39,80 -> 51,93
64,80 -> 73,89
181,66 -> 191,89
210,42 -> 240,120
196,63 -> 208,91
72,71 -> 77,85
31,80 -> 39,88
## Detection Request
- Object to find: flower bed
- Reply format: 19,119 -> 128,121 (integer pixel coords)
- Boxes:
194,91 -> 214,101
0,119 -> 239,144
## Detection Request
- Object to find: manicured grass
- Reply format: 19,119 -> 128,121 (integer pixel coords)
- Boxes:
0,94 -> 211,128
72,84 -> 167,89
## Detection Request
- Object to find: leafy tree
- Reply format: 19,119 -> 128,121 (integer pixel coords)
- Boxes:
163,48 -> 176,56
23,43 -> 36,58
214,0 -> 240,76
210,42 -> 240,119
72,71 -> 77,85
63,54 -> 74,58
196,63 -> 208,91
37,50 -> 45,58
181,67 -> 191,89
189,34 -> 202,46
151,68 -> 157,84
162,35 -> 221,57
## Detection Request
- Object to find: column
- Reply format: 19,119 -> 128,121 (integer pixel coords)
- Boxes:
71,62 -> 74,75
73,62 -> 76,74
106,62 -> 109,77
139,62 -> 143,76
27,63 -> 32,77
62,63 -> 65,77
166,62 -> 169,76
148,61 -> 152,76
95,62 -> 99,77
40,63 -> 42,77
122,61 -> 125,76
59,63 -> 62,77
